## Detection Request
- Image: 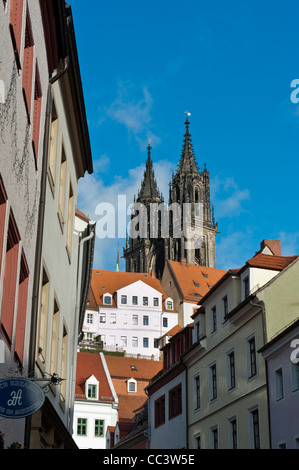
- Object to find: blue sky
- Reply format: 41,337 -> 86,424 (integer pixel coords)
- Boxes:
70,0 -> 299,272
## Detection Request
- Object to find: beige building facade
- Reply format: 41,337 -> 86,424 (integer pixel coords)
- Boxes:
185,241 -> 297,449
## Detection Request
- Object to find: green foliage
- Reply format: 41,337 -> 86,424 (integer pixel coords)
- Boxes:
79,348 -> 124,357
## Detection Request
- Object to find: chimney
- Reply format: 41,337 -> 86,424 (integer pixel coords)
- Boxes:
180,258 -> 187,266
260,239 -> 281,257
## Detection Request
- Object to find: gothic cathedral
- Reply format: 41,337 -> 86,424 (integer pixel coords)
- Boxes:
123,116 -> 218,279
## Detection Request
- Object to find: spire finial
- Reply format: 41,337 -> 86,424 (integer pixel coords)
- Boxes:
116,246 -> 120,272
184,110 -> 191,134
146,138 -> 153,168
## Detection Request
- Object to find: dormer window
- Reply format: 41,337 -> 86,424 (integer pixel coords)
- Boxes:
103,294 -> 112,305
85,375 -> 99,400
88,384 -> 97,399
166,300 -> 173,310
128,378 -> 137,393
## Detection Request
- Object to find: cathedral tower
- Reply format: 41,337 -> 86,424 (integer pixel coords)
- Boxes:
123,142 -> 166,279
168,115 -> 217,267
123,116 -> 218,278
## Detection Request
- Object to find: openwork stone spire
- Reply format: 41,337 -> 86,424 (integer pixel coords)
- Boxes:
137,142 -> 163,203
175,116 -> 199,177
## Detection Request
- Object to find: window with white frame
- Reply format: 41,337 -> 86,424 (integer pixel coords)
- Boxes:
128,378 -> 137,393
132,337 -> 138,348
143,315 -> 149,326
166,300 -> 173,310
143,296 -> 148,306
153,297 -> 159,306
143,337 -> 149,348
86,376 -> 99,400
100,314 -> 106,323
88,384 -> 97,399
110,314 -> 116,324
132,296 -> 138,305
121,295 -> 127,304
132,315 -> 138,325
87,313 -> 93,324
103,295 -> 112,305
120,336 -> 127,347
86,333 -> 92,342
163,317 -> 168,328
109,335 -> 116,345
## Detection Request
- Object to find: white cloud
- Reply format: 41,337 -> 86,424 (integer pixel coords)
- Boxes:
102,81 -> 161,150
92,154 -> 111,174
211,175 -> 250,219
77,158 -> 174,271
216,228 -> 255,271
278,231 -> 299,256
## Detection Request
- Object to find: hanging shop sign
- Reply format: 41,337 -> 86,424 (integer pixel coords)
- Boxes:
0,378 -> 45,419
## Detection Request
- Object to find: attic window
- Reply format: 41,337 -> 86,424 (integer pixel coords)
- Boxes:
194,282 -> 199,287
202,273 -> 208,278
104,295 -> 112,305
88,384 -> 97,399
130,365 -> 137,371
128,378 -> 137,393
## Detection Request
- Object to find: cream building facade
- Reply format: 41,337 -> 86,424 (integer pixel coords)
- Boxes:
185,240 -> 297,449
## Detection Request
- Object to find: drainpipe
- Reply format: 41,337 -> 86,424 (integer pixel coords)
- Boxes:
69,226 -> 95,430
75,227 -> 95,342
144,388 -> 150,449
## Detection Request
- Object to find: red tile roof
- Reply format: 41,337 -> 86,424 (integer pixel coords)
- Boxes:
75,352 -> 114,401
104,355 -> 162,422
246,253 -> 299,271
117,395 -> 148,421
88,269 -> 175,310
75,208 -> 90,223
167,260 -> 227,302
104,355 -> 162,381
164,324 -> 182,337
